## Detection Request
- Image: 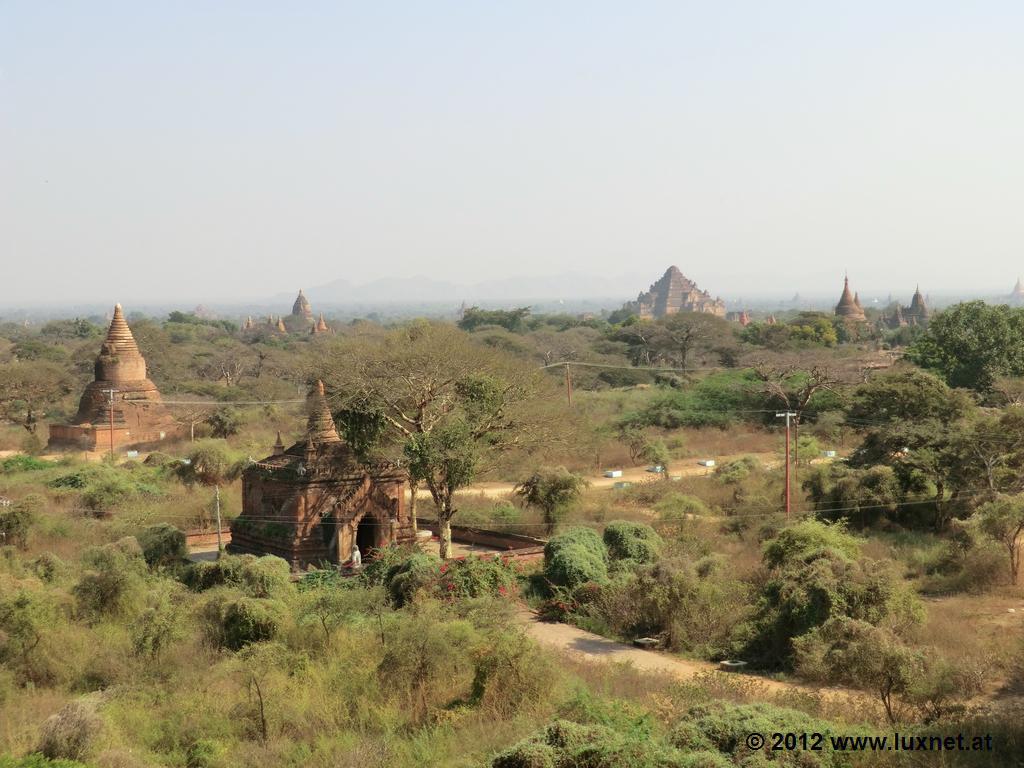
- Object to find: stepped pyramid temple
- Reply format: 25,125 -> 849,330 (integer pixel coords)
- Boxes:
626,266 -> 725,319
834,276 -> 866,322
229,381 -> 412,570
49,305 -> 176,451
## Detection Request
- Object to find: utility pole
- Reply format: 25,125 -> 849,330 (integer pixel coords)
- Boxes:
102,388 -> 117,461
215,485 -> 223,555
792,412 -> 800,515
776,411 -> 796,518
565,363 -> 573,407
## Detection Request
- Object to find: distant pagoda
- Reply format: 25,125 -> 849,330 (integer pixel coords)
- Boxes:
625,266 -> 725,319
310,312 -> 331,335
49,304 -> 176,451
1010,278 -> 1024,305
882,285 -> 930,329
834,276 -> 866,322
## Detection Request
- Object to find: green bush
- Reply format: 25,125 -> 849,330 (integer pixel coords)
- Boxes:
439,556 -> 518,600
741,521 -> 920,669
202,594 -> 286,650
543,528 -> 608,590
492,741 -> 557,768
181,553 -> 291,598
762,519 -> 861,568
0,494 -> 44,549
72,538 -> 146,620
655,494 -> 711,522
386,553 -> 441,606
206,408 -> 242,438
713,456 -> 760,485
492,719 -> 691,768
603,521 -> 662,563
47,465 -> 163,515
672,701 -> 865,766
30,552 -> 65,583
620,370 -> 762,430
360,543 -> 422,587
176,439 -> 245,486
0,455 -> 51,473
137,523 -> 187,567
237,555 -> 291,598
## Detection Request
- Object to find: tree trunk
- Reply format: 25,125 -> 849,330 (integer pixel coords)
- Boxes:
438,509 -> 453,560
251,677 -> 268,745
409,480 -> 418,533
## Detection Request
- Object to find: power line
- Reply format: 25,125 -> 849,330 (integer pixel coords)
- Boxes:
158,399 -> 305,406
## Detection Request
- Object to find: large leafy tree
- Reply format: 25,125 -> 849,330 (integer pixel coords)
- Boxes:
846,369 -> 974,529
0,360 -> 75,434
908,301 -> 1024,390
971,495 -> 1024,585
324,321 -> 562,558
515,467 -> 588,534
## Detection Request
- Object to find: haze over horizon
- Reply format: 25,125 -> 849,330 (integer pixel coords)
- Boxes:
3,2 -> 1024,305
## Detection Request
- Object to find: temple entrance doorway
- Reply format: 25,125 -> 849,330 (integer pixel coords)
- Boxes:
355,515 -> 380,559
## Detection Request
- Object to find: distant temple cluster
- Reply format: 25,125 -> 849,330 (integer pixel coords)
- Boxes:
834,276 -> 930,329
48,305 -> 176,451
229,381 -> 413,570
241,290 -> 332,336
625,266 -> 726,319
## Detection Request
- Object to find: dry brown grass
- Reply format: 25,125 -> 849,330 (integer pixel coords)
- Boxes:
0,689 -> 71,757
911,592 -> 1024,686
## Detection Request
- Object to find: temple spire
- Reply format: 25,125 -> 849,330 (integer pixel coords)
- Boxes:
103,304 -> 141,355
306,380 -> 341,444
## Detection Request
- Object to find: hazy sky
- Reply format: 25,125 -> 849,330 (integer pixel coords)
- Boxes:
3,2 -> 1023,304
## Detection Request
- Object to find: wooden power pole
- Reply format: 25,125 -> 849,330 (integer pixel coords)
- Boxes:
776,411 -> 796,518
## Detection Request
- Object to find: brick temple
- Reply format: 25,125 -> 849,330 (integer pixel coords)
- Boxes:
229,381 -> 413,569
48,304 -> 176,452
834,275 -> 867,322
625,266 -> 726,319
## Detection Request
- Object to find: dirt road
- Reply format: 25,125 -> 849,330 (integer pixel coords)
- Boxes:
418,452 -> 779,500
515,608 -> 798,694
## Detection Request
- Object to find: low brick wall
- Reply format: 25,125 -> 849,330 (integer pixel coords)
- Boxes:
185,529 -> 232,548
415,518 -> 545,550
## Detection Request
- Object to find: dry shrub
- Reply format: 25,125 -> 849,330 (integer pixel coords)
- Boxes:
95,748 -> 151,768
683,670 -> 770,704
37,698 -> 102,761
471,629 -> 558,717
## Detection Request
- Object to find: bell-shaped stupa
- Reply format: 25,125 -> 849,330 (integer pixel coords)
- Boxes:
49,304 -> 176,451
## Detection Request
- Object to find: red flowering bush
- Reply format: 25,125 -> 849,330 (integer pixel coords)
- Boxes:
437,555 -> 519,601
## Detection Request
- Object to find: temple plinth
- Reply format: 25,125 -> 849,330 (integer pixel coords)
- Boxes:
48,304 -> 177,452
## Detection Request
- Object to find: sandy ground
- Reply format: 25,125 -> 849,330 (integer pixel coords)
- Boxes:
514,607 -> 800,694
417,452 -> 780,500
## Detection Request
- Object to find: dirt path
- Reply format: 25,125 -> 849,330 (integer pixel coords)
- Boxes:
418,452 -> 779,500
515,608 -> 798,695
